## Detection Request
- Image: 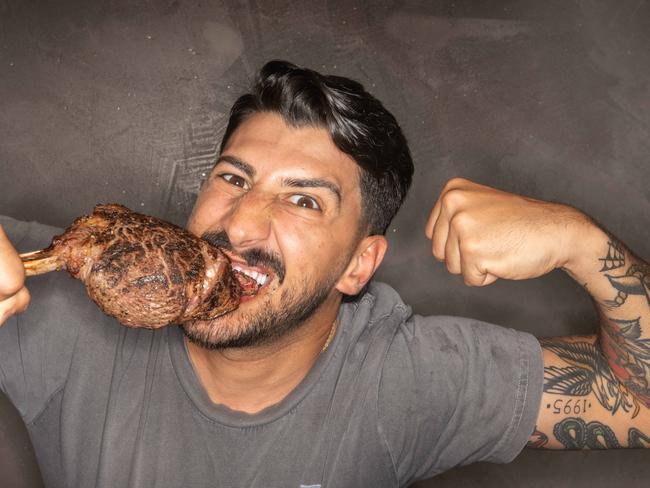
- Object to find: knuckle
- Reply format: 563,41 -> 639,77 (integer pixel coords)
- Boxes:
441,189 -> 471,213
441,189 -> 462,207
450,210 -> 473,232
0,272 -> 25,298
0,286 -> 30,325
0,251 -> 25,299
443,177 -> 468,191
0,275 -> 23,298
16,287 -> 31,312
459,236 -> 481,254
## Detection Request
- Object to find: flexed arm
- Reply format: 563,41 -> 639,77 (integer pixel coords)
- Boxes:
425,177 -> 650,448
562,232 -> 650,408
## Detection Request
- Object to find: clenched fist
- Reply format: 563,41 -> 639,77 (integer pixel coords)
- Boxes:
0,225 -> 30,325
424,177 -> 594,287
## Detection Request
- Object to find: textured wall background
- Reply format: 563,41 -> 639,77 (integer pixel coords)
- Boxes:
1,0 -> 649,486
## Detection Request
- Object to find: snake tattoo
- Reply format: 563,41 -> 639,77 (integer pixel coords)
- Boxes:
553,417 -> 650,449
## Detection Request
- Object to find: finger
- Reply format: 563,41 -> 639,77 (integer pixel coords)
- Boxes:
425,178 -> 466,239
482,273 -> 499,286
430,205 -> 451,262
0,301 -> 10,325
0,286 -> 30,325
0,225 -> 25,300
460,250 -> 499,287
424,198 -> 442,239
444,226 -> 462,275
13,286 -> 31,314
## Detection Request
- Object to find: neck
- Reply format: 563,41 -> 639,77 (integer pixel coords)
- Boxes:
186,296 -> 341,414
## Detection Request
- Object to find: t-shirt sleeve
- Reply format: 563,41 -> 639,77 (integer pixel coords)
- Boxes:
0,215 -> 91,423
377,314 -> 543,484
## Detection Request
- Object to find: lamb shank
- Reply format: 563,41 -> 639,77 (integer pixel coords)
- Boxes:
20,204 -> 256,328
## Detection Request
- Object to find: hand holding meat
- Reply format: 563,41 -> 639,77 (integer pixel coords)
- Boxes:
17,204 -> 249,328
424,177 -> 595,286
0,225 -> 30,325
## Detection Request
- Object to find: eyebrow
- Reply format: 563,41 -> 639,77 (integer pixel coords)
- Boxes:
215,155 -> 342,207
282,177 -> 342,208
215,155 -> 256,178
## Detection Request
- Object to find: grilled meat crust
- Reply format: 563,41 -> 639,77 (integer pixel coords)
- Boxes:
33,204 -> 241,328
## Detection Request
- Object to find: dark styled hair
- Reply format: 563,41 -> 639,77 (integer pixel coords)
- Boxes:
220,60 -> 414,236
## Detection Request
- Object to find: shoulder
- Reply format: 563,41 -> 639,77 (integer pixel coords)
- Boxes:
355,282 -> 536,359
352,281 -> 541,366
381,313 -> 542,398
374,309 -> 543,481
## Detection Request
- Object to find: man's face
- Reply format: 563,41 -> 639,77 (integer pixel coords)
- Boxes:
183,112 -> 365,349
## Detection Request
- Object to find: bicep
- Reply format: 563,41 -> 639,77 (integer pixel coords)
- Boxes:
529,334 -> 650,449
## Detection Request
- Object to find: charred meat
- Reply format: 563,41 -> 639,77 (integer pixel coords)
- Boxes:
20,204 -> 254,328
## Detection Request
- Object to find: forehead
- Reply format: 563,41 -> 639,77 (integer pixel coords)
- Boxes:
221,112 -> 361,189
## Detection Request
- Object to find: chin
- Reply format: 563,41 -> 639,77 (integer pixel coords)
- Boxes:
181,292 -> 276,349
182,270 -> 337,350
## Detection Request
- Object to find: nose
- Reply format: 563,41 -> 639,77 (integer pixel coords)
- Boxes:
221,191 -> 272,250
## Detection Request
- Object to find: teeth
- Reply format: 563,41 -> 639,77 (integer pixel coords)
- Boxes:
232,264 -> 269,287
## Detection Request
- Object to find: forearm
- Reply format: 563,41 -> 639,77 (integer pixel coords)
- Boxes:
562,216 -> 650,407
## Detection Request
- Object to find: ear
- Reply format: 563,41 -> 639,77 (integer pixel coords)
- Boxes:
335,235 -> 388,296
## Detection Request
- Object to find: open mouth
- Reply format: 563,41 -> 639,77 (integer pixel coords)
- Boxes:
231,263 -> 273,301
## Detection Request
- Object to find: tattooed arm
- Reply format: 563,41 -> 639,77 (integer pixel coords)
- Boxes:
530,335 -> 650,448
425,177 -> 650,449
529,232 -> 650,449
563,231 -> 650,407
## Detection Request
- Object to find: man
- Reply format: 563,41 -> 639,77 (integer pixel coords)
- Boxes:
0,60 -> 648,487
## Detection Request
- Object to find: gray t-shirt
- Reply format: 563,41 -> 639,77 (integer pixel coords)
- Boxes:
0,216 -> 543,487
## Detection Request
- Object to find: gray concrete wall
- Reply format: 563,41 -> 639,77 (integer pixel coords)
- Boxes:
1,0 -> 649,486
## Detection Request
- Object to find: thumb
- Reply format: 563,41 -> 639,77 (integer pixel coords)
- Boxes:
461,253 -> 500,287
480,273 -> 499,286
464,271 -> 499,287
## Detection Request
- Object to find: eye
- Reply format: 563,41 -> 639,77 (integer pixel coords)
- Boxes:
288,194 -> 321,211
219,173 -> 249,189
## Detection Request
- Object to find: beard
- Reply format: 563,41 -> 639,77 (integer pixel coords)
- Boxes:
181,230 -> 346,350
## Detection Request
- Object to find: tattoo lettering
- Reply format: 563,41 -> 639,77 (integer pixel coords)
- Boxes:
600,317 -> 650,408
541,338 -> 639,416
545,398 -> 592,415
553,417 -> 620,449
599,239 -> 625,272
527,428 -> 549,448
605,263 -> 650,308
